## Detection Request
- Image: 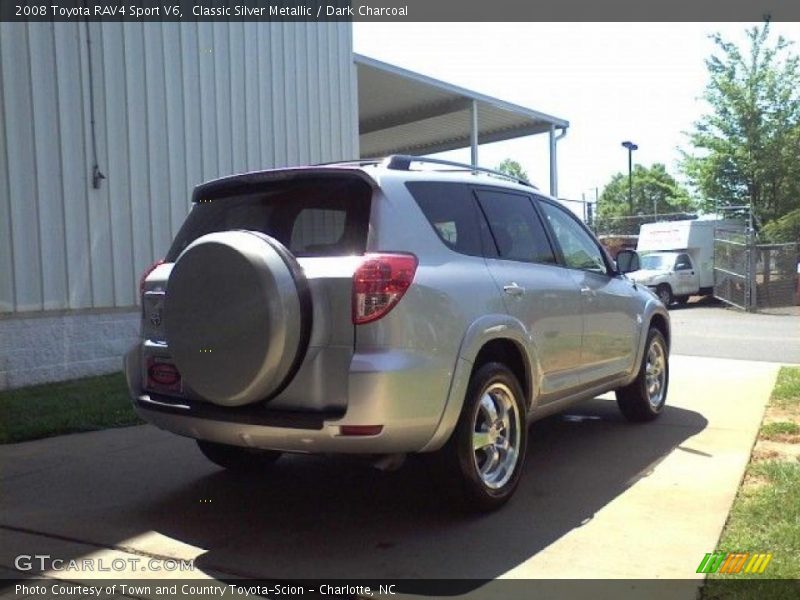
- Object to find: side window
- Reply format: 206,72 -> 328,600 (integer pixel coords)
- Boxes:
474,190 -> 556,264
675,254 -> 693,271
406,182 -> 483,256
539,201 -> 608,274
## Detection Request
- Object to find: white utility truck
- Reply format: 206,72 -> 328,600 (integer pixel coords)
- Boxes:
628,219 -> 729,306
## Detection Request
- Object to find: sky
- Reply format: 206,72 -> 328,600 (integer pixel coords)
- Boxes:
353,22 -> 800,203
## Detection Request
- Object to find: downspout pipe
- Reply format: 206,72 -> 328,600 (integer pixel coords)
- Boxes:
548,125 -> 568,197
470,100 -> 479,168
85,19 -> 105,189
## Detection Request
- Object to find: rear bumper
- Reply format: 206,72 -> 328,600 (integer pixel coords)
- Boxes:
124,344 -> 452,454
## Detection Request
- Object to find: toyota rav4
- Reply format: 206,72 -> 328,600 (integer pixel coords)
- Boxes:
125,156 -> 670,511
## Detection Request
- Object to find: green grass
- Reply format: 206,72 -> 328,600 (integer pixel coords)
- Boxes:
761,421 -> 800,438
770,367 -> 800,408
0,372 -> 142,444
702,367 -> 800,599
711,461 -> 800,579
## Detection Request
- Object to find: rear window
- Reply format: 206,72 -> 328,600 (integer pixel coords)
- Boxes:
166,177 -> 371,261
405,182 -> 484,256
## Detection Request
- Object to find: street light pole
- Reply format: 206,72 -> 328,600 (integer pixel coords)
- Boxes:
621,141 -> 638,214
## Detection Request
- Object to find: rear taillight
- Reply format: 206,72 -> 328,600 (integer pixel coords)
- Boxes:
352,253 -> 418,325
139,259 -> 164,295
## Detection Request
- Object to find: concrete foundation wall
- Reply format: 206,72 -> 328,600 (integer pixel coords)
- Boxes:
0,309 -> 139,391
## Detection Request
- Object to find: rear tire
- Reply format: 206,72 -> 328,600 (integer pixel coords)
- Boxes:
656,284 -> 673,307
616,328 -> 669,422
440,362 -> 527,512
197,440 -> 282,472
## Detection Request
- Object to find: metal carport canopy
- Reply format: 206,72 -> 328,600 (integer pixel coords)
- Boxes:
355,53 -> 570,195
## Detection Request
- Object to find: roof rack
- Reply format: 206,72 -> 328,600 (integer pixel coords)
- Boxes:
315,155 -> 537,189
382,155 -> 537,189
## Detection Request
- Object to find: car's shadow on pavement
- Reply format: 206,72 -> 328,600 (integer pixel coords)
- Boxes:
668,296 -> 723,311
137,398 -> 707,581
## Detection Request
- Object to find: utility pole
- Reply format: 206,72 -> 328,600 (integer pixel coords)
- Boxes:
621,141 -> 638,214
747,201 -> 756,311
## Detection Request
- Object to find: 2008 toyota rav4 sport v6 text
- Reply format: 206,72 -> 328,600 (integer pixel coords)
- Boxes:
125,156 -> 670,511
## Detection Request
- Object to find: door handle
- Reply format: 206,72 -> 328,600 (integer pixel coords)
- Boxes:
503,283 -> 525,297
580,286 -> 596,297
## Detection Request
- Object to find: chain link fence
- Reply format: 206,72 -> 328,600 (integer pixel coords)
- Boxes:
592,212 -> 698,236
755,243 -> 799,308
713,227 -> 750,309
713,229 -> 798,310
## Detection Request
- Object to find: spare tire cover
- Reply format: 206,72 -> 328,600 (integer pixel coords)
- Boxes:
164,231 -> 308,406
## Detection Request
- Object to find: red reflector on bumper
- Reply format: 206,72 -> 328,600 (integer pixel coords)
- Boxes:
339,425 -> 383,436
146,357 -> 182,394
149,363 -> 180,386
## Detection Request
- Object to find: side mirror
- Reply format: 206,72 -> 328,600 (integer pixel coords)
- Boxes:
616,249 -> 640,274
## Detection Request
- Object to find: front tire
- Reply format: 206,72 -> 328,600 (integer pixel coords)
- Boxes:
441,362 -> 527,511
196,440 -> 282,472
616,328 -> 669,422
656,284 -> 673,307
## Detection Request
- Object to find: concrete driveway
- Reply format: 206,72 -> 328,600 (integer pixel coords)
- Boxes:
0,355 -> 779,588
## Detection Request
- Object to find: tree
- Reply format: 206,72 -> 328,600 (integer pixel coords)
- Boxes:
595,163 -> 696,234
761,207 -> 800,242
496,159 -> 529,181
682,23 -> 800,230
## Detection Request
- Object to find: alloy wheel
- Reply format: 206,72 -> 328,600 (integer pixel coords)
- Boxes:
471,383 -> 522,489
645,339 -> 667,408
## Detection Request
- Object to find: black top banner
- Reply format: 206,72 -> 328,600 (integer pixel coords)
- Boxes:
2,0 -> 799,22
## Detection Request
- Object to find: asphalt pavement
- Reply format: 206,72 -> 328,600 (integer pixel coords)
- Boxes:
669,298 -> 800,363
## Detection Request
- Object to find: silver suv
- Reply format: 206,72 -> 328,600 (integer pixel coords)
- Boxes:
125,156 -> 670,511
